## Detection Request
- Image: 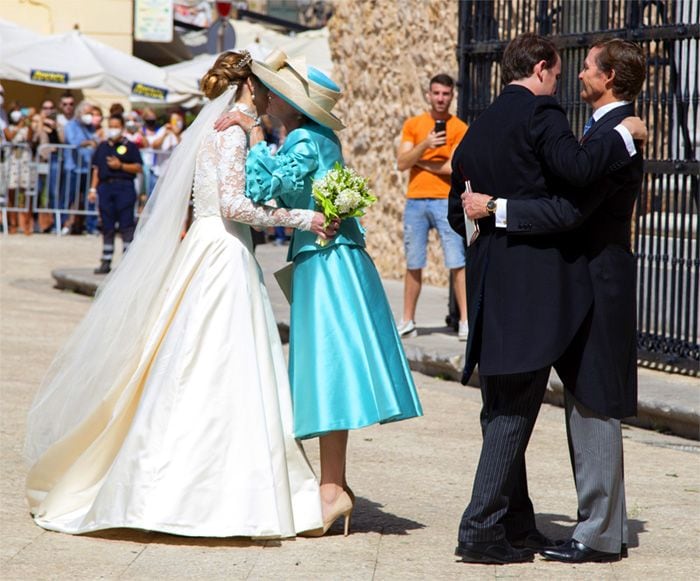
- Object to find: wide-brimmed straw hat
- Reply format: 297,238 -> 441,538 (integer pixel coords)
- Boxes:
251,50 -> 344,131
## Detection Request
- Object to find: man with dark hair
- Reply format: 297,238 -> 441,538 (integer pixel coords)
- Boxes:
396,73 -> 469,341
465,38 -> 646,564
56,92 -> 75,128
447,33 -> 644,565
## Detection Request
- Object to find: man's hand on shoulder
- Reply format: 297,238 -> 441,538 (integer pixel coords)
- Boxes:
621,116 -> 647,142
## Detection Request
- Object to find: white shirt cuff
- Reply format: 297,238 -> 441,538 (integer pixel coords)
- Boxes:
495,198 -> 508,228
614,125 -> 637,157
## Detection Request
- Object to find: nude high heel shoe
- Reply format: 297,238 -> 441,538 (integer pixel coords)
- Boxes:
301,490 -> 353,537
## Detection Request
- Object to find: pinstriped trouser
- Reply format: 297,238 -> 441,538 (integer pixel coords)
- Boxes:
458,367 -> 550,543
565,390 -> 628,553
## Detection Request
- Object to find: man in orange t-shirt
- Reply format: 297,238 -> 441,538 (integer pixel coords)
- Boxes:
396,74 -> 469,340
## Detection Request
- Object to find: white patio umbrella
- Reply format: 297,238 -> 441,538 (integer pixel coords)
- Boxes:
1,29 -> 195,104
163,53 -> 215,96
0,18 -> 41,49
165,21 -> 332,96
0,19 -> 42,76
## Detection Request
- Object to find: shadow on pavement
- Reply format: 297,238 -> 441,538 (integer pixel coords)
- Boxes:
415,326 -> 457,337
536,513 -> 647,548
349,496 -> 426,535
84,528 -> 276,548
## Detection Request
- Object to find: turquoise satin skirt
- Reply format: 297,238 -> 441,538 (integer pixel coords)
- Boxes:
289,244 -> 423,439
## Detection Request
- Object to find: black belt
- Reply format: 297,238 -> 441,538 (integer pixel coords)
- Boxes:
101,177 -> 132,184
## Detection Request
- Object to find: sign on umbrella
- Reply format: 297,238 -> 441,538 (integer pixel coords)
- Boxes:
1,28 -> 192,103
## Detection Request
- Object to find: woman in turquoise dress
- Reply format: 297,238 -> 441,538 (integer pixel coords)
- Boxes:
218,51 -> 423,535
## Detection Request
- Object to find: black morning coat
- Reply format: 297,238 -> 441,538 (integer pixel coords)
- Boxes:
505,103 -> 643,419
447,85 -> 633,397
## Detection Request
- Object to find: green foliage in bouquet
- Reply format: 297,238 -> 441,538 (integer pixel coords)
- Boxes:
312,162 -> 377,226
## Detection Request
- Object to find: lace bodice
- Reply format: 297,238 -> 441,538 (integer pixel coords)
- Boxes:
192,106 -> 315,231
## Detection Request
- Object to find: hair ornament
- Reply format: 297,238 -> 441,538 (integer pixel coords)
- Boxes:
234,50 -> 252,71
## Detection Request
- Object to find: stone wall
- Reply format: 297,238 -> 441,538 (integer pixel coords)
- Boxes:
327,1 -> 460,286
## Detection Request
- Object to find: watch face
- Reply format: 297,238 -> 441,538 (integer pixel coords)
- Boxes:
487,199 -> 496,211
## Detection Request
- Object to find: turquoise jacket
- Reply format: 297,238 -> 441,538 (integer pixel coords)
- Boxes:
245,122 -> 365,261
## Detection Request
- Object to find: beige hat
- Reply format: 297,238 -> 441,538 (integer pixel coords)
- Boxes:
251,50 -> 344,131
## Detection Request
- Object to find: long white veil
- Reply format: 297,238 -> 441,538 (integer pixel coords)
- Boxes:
24,85 -> 239,465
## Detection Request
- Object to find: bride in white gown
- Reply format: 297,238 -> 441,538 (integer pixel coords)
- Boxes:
23,50 -> 334,538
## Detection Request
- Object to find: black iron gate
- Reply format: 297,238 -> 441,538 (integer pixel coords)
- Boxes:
457,0 -> 699,375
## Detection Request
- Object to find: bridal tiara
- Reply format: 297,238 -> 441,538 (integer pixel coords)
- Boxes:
234,50 -> 252,70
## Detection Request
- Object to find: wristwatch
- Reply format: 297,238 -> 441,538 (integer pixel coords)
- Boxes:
486,197 -> 498,215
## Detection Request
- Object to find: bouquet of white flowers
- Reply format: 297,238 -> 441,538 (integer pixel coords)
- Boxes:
312,162 -> 377,246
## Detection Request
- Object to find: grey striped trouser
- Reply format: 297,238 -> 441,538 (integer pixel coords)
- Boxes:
565,390 -> 627,553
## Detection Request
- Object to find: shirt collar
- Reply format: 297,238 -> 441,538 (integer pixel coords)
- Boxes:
593,100 -> 631,122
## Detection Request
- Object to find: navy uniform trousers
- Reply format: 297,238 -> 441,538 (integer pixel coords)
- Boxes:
98,180 -> 136,263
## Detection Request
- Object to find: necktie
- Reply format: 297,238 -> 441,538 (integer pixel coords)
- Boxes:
583,115 -> 596,136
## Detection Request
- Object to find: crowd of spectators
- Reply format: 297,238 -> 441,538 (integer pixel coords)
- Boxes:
1,85 -> 290,246
0,85 -> 187,236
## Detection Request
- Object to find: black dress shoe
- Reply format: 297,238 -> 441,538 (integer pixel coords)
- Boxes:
541,539 -> 621,563
94,260 -> 111,275
455,538 -> 535,564
621,543 -> 628,558
510,529 -> 562,551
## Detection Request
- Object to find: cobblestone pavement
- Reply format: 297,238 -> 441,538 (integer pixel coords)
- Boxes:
1,236 -> 699,580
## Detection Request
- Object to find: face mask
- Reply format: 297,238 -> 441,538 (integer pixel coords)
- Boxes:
125,121 -> 138,132
81,114 -> 94,125
144,119 -> 156,128
172,119 -> 183,131
107,128 -> 122,141
10,110 -> 22,123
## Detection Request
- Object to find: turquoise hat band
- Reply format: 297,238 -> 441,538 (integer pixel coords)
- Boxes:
308,67 -> 340,92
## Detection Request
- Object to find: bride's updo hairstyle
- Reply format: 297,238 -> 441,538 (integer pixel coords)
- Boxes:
200,51 -> 253,99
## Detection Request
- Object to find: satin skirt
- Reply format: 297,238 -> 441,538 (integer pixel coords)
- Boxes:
289,244 -> 423,439
26,216 -> 322,538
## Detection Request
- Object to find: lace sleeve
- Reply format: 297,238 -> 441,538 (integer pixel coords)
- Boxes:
215,128 -> 316,231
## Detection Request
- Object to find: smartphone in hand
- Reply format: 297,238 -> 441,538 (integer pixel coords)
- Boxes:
434,119 -> 446,134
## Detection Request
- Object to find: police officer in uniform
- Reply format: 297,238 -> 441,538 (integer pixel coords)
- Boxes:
89,114 -> 143,274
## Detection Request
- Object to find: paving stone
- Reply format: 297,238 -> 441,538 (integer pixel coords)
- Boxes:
1,235 -> 698,580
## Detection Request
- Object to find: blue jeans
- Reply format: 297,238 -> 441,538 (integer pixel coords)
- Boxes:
38,157 -> 60,209
403,198 -> 466,269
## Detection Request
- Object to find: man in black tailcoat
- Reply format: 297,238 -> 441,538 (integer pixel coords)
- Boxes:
447,33 -> 643,565
464,39 -> 646,564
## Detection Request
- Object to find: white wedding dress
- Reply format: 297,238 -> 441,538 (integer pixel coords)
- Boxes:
25,107 -> 323,538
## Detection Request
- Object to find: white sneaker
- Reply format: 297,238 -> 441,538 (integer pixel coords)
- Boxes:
397,319 -> 417,338
458,320 -> 469,341
60,226 -> 71,236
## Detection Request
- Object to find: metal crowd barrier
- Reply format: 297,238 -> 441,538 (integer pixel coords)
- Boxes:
1,143 -> 172,236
